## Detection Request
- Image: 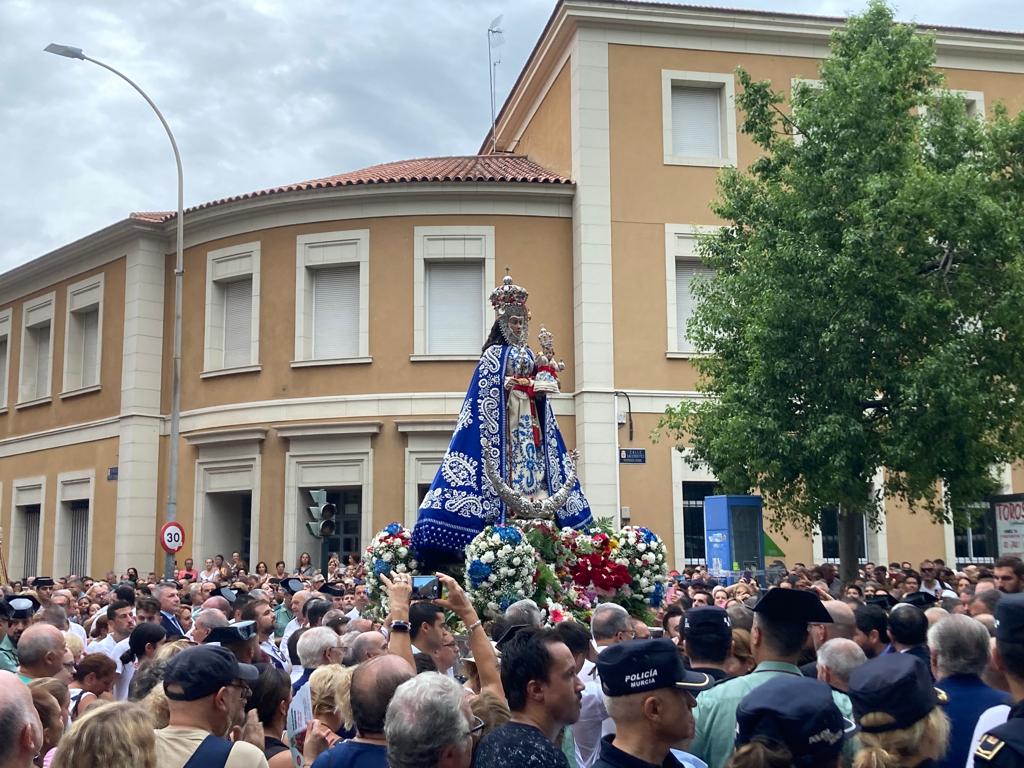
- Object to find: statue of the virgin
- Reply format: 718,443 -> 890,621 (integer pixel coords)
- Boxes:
412,273 -> 593,564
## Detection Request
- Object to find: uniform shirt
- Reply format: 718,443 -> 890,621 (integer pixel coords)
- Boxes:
973,700 -> 1024,768
966,704 -> 1012,768
0,633 -> 17,673
934,674 -> 1011,768
691,661 -> 852,768
592,735 -> 685,768
475,721 -> 570,768
310,740 -> 388,768
273,603 -> 292,639
260,638 -> 291,673
153,725 -> 269,768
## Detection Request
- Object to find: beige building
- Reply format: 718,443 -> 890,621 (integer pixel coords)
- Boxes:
3,0 -> 1024,579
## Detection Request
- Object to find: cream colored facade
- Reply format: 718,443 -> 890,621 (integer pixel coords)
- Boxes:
4,1 -> 1024,577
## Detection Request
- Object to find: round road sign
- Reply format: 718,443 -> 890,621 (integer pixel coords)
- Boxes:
160,521 -> 185,554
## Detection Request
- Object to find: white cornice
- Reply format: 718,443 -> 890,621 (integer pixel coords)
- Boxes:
274,421 -> 383,440
183,427 -> 268,447
394,418 -> 458,434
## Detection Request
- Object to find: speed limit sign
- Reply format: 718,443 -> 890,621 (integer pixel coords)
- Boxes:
160,521 -> 185,554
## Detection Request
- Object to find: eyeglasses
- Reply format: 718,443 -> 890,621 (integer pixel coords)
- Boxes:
226,682 -> 252,699
469,716 -> 485,737
62,661 -> 76,671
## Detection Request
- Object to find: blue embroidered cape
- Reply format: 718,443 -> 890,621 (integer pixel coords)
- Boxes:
412,344 -> 593,561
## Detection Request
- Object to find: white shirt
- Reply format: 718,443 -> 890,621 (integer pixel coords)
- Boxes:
281,617 -> 303,650
964,704 -> 1011,768
260,638 -> 291,674
574,645 -> 615,768
66,621 -> 87,644
110,637 -> 134,701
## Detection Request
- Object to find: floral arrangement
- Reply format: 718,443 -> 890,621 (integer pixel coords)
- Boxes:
613,525 -> 669,609
464,524 -> 537,618
362,522 -> 418,615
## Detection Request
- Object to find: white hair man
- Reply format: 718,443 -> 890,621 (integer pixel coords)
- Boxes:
190,608 -> 229,645
575,602 -> 634,768
815,638 -> 866,693
385,672 -> 476,768
16,623 -> 66,681
504,598 -> 543,629
929,614 -> 1012,768
286,625 -> 344,757
0,671 -> 43,768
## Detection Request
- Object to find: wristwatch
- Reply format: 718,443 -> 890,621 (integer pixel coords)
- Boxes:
389,620 -> 411,633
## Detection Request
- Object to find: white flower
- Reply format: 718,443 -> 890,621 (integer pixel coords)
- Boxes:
488,602 -> 500,612
516,589 -> 525,597
481,552 -> 495,564
396,563 -> 407,573
398,547 -> 408,557
640,577 -> 649,587
382,552 -> 393,562
488,574 -> 497,583
512,557 -> 521,566
637,542 -> 647,552
492,535 -> 501,544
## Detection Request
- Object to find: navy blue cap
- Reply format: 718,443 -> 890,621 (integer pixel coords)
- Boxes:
753,588 -> 833,624
848,654 -> 937,732
211,586 -> 237,604
0,598 -> 11,621
163,645 -> 258,701
597,638 -> 713,696
995,593 -> 1024,643
736,676 -> 853,768
32,577 -> 55,588
8,595 -> 40,619
204,620 -> 257,646
684,606 -> 731,638
319,583 -> 345,597
900,591 -> 938,608
866,593 -> 898,610
280,577 -> 305,595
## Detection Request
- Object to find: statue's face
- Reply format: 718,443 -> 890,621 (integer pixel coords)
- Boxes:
500,307 -> 529,345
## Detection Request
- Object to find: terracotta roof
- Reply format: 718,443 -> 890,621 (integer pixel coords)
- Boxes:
129,155 -> 570,224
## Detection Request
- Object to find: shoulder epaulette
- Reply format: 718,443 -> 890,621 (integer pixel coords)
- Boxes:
975,734 -> 1005,762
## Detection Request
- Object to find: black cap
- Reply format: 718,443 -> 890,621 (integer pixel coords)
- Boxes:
211,587 -> 237,604
753,588 -> 833,624
995,593 -> 1024,643
684,606 -> 732,639
900,592 -> 938,608
8,595 -> 40,619
866,593 -> 898,610
736,676 -> 853,768
280,577 -> 305,595
848,654 -> 937,732
204,620 -> 257,646
163,645 -> 259,701
494,623 -> 531,652
0,598 -> 11,621
33,577 -> 55,588
597,638 -> 713,696
319,583 -> 345,597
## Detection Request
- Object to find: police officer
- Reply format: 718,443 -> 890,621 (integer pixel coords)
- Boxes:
973,593 -> 1024,767
593,638 -> 713,768
7,595 -> 39,647
691,588 -> 837,768
0,598 -> 17,673
682,607 -> 732,683
731,675 -> 852,768
203,620 -> 259,664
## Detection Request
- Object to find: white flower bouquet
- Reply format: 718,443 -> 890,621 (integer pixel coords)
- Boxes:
464,524 -> 537,619
362,522 -> 419,613
613,525 -> 669,608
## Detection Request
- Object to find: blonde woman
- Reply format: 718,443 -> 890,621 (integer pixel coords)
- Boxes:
848,654 -> 950,768
309,664 -> 352,736
63,632 -> 84,664
51,702 -> 156,768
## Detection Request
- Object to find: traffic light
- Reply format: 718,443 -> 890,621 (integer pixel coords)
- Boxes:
306,489 -> 337,538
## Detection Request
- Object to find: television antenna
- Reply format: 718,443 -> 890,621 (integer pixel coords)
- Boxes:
488,14 -> 505,154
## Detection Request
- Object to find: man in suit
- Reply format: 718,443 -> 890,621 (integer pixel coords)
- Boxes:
154,582 -> 186,637
887,604 -> 932,676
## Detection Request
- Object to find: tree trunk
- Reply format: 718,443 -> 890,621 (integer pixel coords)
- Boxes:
837,506 -> 860,584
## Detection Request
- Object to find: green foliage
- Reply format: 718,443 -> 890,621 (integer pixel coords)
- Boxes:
657,1 -> 1024,537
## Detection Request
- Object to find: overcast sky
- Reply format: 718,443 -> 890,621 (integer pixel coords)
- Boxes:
2,0 -> 1022,271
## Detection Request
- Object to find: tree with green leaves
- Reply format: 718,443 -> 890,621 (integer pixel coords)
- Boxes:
657,1 -> 1024,580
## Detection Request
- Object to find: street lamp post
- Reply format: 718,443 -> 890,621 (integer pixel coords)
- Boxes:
46,44 -> 184,581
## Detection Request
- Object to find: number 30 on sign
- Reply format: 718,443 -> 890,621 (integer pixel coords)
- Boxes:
160,521 -> 185,554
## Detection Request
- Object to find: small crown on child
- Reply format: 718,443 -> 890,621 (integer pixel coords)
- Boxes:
489,274 -> 529,312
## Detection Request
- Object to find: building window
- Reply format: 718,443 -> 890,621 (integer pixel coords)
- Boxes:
413,226 -> 495,359
820,508 -> 867,563
294,230 -> 370,364
204,243 -> 260,373
11,478 -> 44,580
63,274 -> 104,393
682,481 -> 717,564
954,501 -> 995,564
0,309 -> 11,410
662,70 -> 737,167
665,225 -> 716,356
19,293 -> 55,404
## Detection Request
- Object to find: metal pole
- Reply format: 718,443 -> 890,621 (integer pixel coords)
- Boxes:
488,30 -> 496,154
73,55 -> 184,581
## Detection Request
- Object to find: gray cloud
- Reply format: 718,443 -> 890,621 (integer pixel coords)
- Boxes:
2,0 -> 1020,269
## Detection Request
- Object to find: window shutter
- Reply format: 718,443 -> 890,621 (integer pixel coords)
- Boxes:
80,309 -> 99,386
672,86 -> 721,158
33,324 -> 50,398
426,261 -> 483,354
0,338 -> 7,405
69,502 -> 89,576
23,507 -> 40,578
676,261 -> 713,352
223,278 -> 253,368
313,265 -> 360,359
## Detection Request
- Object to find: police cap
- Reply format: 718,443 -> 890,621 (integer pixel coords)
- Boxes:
752,588 -> 833,624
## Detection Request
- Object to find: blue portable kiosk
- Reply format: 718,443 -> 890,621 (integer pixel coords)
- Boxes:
703,495 -> 765,586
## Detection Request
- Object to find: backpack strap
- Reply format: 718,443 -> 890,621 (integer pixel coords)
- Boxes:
183,734 -> 234,768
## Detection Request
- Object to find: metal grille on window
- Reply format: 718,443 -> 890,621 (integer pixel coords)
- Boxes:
22,505 -> 40,578
682,481 -> 716,564
69,500 -> 89,575
954,501 -> 996,565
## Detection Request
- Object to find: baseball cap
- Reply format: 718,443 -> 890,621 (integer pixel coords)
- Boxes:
163,645 -> 258,701
753,588 -> 833,624
736,676 -> 854,768
597,638 -> 713,697
995,593 -> 1024,643
848,654 -> 940,732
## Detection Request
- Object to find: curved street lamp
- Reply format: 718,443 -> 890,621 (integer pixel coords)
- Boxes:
45,43 -> 185,580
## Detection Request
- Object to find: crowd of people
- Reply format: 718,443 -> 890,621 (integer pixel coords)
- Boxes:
0,551 -> 1022,768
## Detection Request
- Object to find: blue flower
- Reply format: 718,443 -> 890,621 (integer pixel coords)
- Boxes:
384,522 -> 402,536
495,525 -> 522,545
499,597 -> 513,611
641,527 -> 656,543
649,581 -> 665,608
468,559 -> 492,588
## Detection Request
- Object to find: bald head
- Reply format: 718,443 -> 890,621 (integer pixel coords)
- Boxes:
816,638 -> 867,691
201,597 -> 232,620
351,654 -> 414,736
17,623 -> 66,678
818,600 -> 856,644
0,671 -> 43,767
